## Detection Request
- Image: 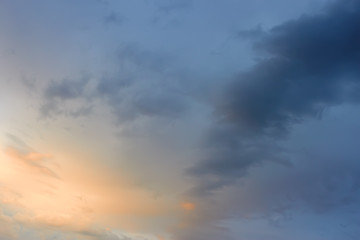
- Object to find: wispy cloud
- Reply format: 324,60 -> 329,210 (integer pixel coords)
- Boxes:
4,147 -> 60,179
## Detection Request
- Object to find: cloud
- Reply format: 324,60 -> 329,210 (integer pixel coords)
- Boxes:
4,146 -> 60,180
171,223 -> 234,240
0,137 -> 166,240
156,0 -> 192,14
39,44 -> 190,123
189,0 -> 360,192
0,210 -> 16,240
104,12 -> 125,25
226,0 -> 360,131
15,214 -> 134,240
40,75 -> 93,119
237,25 -> 264,40
10,0 -> 360,239
44,77 -> 89,101
5,134 -> 31,153
177,1 -> 360,238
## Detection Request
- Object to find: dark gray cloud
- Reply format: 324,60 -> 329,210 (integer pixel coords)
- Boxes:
40,44 -> 190,123
189,0 -> 360,193
237,25 -> 264,40
44,77 -> 89,100
187,124 -> 287,194
181,106 -> 360,239
95,45 -> 189,122
40,76 -> 93,119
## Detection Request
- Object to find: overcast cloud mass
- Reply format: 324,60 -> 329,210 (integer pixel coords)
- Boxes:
1,0 -> 360,240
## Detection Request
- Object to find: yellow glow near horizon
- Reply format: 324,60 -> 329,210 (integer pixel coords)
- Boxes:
0,144 -> 178,238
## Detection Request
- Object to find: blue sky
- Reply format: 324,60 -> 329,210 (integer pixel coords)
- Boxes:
1,0 -> 360,239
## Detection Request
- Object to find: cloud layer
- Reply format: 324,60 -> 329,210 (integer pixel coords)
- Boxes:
2,0 -> 360,240
189,0 -> 360,192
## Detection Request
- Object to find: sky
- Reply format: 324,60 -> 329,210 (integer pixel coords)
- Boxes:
1,0 -> 360,239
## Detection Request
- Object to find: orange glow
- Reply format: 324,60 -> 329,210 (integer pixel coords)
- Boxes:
180,202 -> 196,211
25,152 -> 53,161
0,145 -> 179,236
4,147 -> 59,179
